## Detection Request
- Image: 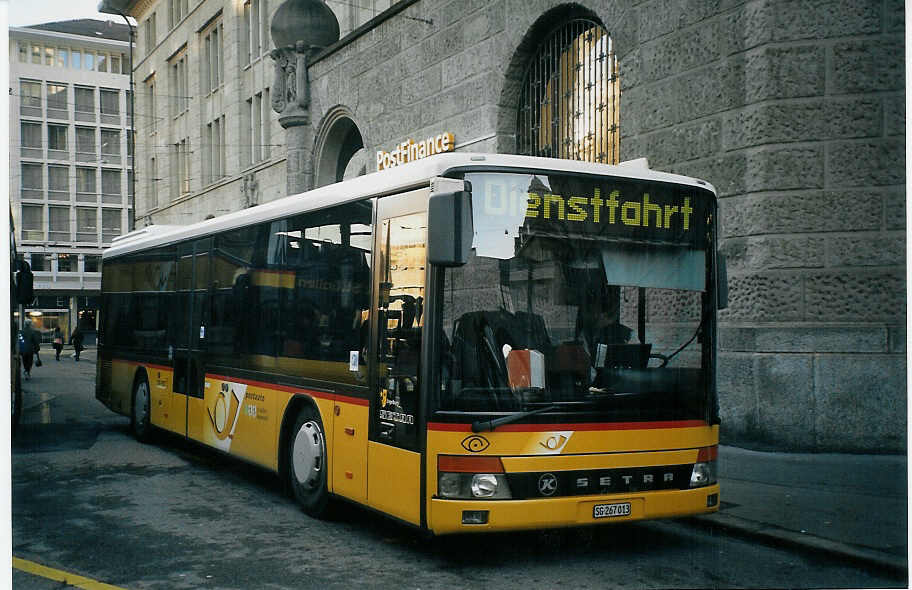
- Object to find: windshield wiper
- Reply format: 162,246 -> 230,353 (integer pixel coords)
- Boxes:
471,404 -> 558,433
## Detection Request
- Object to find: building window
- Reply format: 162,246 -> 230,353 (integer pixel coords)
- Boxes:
204,115 -> 225,184
84,52 -> 95,71
76,207 -> 98,242
202,21 -> 224,95
44,46 -> 55,66
170,0 -> 189,29
21,163 -> 43,199
98,53 -> 108,73
58,253 -> 77,272
102,169 -> 122,204
144,13 -> 157,55
18,42 -> 28,62
76,127 -> 96,161
172,139 -> 190,198
48,165 -> 70,201
21,205 -> 44,241
169,52 -> 189,117
101,209 -> 122,242
100,89 -> 120,124
20,80 -> 42,115
145,79 -> 156,133
47,83 -> 67,115
516,18 -> 619,164
76,167 -> 97,201
30,253 -> 49,271
101,129 -> 121,163
57,48 -> 69,68
84,255 -> 101,272
262,88 -> 271,160
21,122 -> 42,157
31,44 -> 41,64
75,86 -> 95,122
48,124 -> 68,154
147,156 -> 158,210
72,50 -> 82,69
242,0 -> 268,65
111,54 -> 121,74
48,206 -> 71,242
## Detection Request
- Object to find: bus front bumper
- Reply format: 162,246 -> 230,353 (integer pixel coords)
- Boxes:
427,484 -> 720,535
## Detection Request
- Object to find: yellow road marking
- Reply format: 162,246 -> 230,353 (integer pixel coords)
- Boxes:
12,556 -> 127,590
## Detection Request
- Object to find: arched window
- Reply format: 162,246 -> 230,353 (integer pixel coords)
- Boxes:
517,19 -> 619,164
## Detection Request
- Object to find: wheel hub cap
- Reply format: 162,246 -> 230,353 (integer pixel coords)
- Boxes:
292,421 -> 323,488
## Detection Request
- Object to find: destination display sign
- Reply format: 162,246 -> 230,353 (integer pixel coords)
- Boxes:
468,172 -> 711,255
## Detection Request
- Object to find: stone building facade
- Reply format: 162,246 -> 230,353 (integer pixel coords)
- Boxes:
103,0 -> 905,452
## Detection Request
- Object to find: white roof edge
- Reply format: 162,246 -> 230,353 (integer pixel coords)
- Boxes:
9,26 -> 132,48
104,153 -> 718,260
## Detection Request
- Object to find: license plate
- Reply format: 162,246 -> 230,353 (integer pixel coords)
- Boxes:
593,502 -> 631,519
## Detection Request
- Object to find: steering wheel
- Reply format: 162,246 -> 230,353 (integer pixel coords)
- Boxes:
648,353 -> 669,368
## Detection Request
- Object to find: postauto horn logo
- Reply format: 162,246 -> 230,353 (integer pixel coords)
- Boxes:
461,435 -> 490,453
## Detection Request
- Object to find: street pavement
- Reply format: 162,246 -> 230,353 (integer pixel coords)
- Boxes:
16,345 -> 909,582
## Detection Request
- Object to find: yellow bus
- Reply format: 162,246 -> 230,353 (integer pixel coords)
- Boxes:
96,153 -> 726,534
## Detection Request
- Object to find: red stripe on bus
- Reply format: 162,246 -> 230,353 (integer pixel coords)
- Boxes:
109,361 -> 368,406
426,420 -> 708,432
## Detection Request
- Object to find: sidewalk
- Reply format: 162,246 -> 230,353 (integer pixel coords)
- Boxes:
693,446 -> 908,577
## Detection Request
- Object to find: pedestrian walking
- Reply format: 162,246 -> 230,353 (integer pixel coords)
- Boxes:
52,326 -> 64,361
71,325 -> 84,362
21,319 -> 41,378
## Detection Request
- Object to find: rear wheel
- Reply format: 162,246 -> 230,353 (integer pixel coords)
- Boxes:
287,406 -> 330,517
132,375 -> 152,442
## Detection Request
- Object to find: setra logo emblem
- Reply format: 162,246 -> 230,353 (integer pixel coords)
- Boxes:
461,435 -> 490,453
538,473 -> 558,496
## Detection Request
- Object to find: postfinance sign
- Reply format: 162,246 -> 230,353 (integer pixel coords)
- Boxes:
377,132 -> 454,170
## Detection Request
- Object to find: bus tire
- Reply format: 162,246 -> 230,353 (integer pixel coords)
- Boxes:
288,406 -> 330,518
131,374 -> 153,443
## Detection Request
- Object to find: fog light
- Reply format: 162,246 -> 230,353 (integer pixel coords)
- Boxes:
462,510 -> 489,525
471,474 -> 498,498
707,493 -> 719,507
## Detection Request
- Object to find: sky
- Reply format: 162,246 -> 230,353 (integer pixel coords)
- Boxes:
6,0 -> 128,27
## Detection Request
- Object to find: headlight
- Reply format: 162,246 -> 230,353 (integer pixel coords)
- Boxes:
690,446 -> 718,488
437,455 -> 512,500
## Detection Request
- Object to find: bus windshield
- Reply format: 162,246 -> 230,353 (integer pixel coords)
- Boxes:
434,172 -> 716,423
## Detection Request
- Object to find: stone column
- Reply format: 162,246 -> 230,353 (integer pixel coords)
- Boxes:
269,0 -> 340,196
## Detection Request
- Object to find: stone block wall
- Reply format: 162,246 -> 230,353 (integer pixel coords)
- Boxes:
305,0 -> 905,451
616,0 -> 906,451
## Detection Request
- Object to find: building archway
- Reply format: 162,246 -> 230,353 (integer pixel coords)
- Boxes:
314,107 -> 366,188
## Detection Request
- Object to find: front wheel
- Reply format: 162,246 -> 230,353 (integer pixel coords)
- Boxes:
132,375 -> 153,442
287,407 -> 330,517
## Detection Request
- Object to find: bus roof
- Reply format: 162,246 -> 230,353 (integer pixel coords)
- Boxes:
104,153 -> 716,259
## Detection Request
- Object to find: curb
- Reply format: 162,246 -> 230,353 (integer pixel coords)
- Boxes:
688,512 -> 908,579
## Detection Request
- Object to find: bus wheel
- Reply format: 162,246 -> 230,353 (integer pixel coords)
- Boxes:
132,376 -> 152,442
288,407 -> 330,517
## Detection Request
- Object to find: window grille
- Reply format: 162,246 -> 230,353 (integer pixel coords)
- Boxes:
516,19 -> 619,164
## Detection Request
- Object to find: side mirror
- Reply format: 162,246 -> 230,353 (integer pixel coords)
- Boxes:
15,261 -> 34,306
427,190 -> 473,267
717,253 -> 728,310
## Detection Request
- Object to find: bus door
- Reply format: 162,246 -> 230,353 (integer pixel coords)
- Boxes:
367,189 -> 428,525
173,238 -> 211,436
